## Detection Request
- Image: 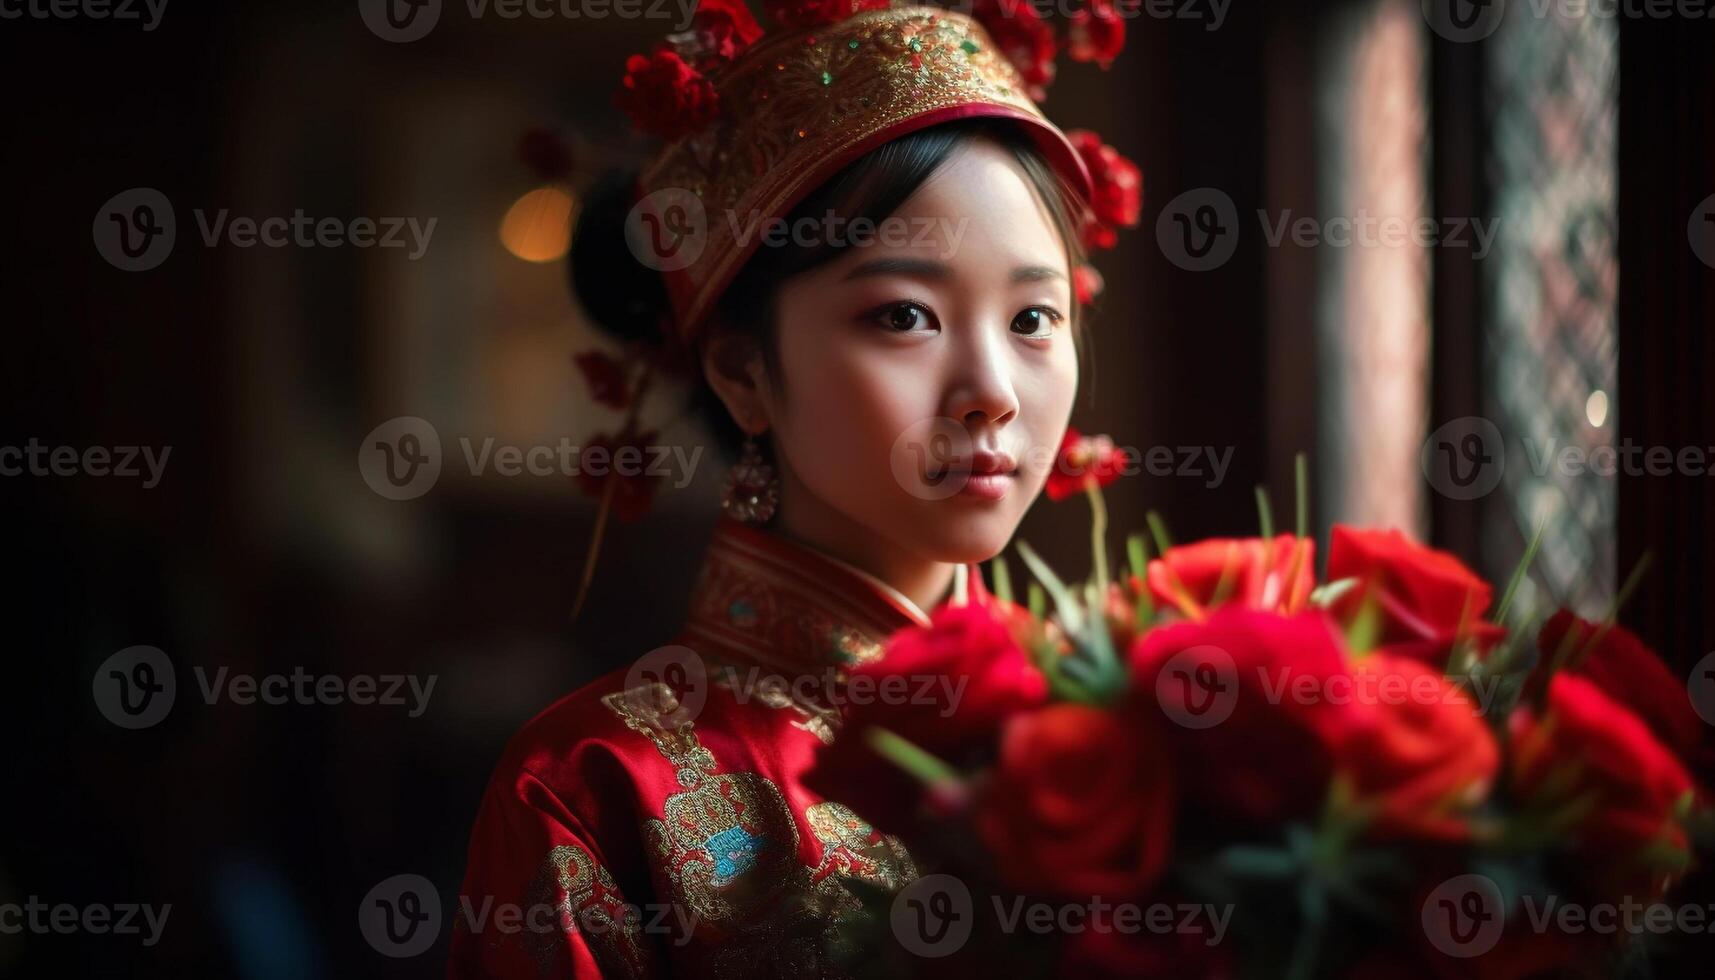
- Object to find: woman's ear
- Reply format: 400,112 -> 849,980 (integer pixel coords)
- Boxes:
700,331 -> 772,436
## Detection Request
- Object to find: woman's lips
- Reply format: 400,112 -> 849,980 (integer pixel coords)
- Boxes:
953,471 -> 1015,501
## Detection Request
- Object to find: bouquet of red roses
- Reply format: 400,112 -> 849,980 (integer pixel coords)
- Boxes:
806,433 -> 1715,979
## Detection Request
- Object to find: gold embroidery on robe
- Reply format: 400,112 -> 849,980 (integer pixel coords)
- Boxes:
518,844 -> 650,979
602,681 -> 919,977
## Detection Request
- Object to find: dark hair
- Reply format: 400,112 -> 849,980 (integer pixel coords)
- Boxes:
570,117 -> 1090,456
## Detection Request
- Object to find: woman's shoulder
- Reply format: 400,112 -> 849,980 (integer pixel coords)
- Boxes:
489,665 -> 656,782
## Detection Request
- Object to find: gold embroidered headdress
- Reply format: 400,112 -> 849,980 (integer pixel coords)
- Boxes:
613,0 -> 1143,342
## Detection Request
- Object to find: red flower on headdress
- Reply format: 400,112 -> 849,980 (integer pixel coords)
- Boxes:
1066,129 -> 1142,249
763,0 -> 888,30
971,0 -> 1058,100
1073,263 -> 1104,303
1067,0 -> 1126,68
573,350 -> 632,410
685,0 -> 764,65
614,49 -> 720,141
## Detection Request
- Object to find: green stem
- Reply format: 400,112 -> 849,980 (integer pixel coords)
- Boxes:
1085,477 -> 1109,595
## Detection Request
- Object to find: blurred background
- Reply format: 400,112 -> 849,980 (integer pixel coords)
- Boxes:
1,0 -> 1711,975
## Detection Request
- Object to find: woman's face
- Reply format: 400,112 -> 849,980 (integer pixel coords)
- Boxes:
757,137 -> 1080,568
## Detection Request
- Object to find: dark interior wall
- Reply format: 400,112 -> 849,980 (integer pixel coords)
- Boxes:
1616,18 -> 1715,672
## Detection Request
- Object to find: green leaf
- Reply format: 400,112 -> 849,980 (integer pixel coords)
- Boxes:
1309,577 -> 1359,608
1016,540 -> 1085,633
991,554 -> 1013,605
865,726 -> 962,788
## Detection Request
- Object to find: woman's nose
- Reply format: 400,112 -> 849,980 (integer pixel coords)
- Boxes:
944,325 -> 1019,426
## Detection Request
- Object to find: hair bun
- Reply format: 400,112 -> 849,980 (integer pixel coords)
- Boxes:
569,169 -> 670,346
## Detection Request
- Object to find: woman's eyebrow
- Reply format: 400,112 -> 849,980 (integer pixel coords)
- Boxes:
840,257 -> 950,281
1011,265 -> 1066,283
840,259 -> 1068,283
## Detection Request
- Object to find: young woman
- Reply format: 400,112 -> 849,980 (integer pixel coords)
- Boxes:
452,4 -> 1138,976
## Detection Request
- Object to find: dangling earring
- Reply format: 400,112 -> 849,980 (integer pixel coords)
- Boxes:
723,434 -> 779,524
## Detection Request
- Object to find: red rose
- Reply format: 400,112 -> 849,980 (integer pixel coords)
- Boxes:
975,703 -> 1174,898
1146,534 -> 1315,620
763,0 -> 887,29
1065,129 -> 1142,249
1066,0 -> 1125,68
1045,426 -> 1127,501
803,601 -> 1048,831
573,430 -> 663,521
1537,610 -> 1714,789
1325,526 -> 1505,665
614,49 -> 719,141
1345,655 -> 1499,841
1510,673 -> 1696,900
1130,609 -> 1370,824
573,350 -> 631,410
971,0 -> 1058,100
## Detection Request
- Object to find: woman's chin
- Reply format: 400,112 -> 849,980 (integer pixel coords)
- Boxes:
907,513 -> 1022,567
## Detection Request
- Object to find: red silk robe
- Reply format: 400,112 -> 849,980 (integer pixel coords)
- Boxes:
451,518 -> 963,978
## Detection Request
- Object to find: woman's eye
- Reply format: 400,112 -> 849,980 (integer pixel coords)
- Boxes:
1011,306 -> 1062,337
872,302 -> 936,333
